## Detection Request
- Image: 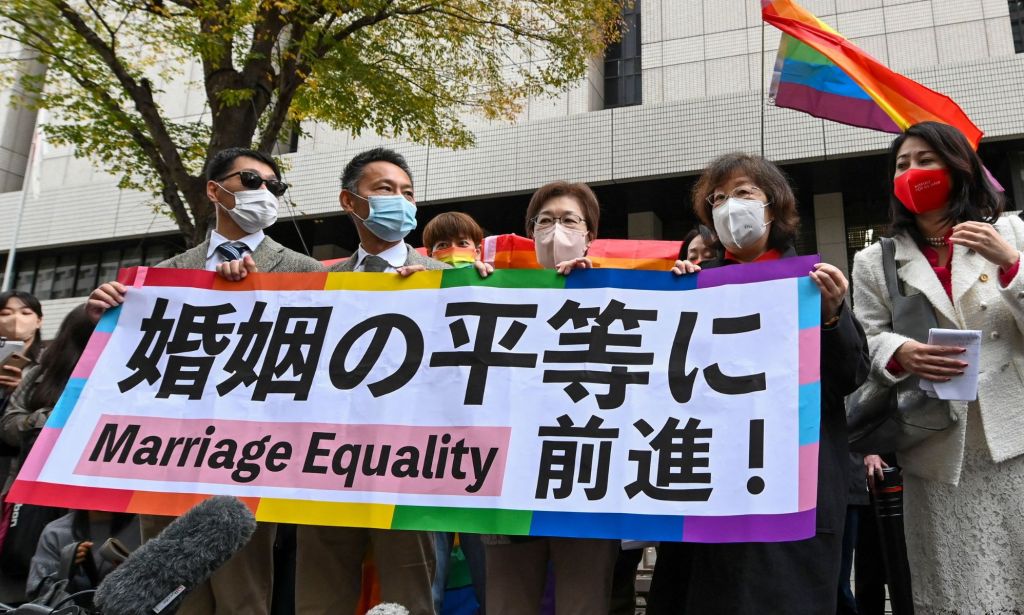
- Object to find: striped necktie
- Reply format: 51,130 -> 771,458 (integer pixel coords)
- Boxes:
215,241 -> 250,263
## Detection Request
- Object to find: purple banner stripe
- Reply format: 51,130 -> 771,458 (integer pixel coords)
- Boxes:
697,255 -> 820,289
775,82 -> 901,134
682,508 -> 816,543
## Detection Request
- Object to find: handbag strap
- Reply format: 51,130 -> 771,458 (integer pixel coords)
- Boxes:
878,236 -> 940,340
879,237 -> 899,303
58,540 -> 100,587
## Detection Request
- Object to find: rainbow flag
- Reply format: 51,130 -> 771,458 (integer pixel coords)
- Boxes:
482,234 -> 683,271
763,0 -> 982,147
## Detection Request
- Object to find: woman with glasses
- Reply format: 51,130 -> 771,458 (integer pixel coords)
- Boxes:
647,153 -> 869,614
484,181 -> 620,615
525,181 -> 600,275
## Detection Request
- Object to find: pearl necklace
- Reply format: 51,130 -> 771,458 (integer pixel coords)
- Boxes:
924,236 -> 947,247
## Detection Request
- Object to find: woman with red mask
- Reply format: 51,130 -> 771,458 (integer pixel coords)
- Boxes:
852,122 -> 1024,612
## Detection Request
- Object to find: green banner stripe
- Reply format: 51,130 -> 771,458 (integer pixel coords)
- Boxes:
391,505 -> 533,534
440,268 -> 566,289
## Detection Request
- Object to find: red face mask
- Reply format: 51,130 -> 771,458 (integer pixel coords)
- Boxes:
893,168 -> 951,214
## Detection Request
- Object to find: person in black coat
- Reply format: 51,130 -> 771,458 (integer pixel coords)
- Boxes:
650,153 -> 870,614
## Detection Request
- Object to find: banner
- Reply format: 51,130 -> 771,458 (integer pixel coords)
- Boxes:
10,258 -> 822,542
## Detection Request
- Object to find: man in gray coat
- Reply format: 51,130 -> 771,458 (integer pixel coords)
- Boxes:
295,148 -> 446,615
86,147 -> 321,615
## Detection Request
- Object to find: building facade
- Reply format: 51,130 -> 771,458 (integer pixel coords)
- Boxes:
3,0 -> 1024,337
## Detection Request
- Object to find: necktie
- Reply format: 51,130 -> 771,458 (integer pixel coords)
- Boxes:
215,241 -> 249,262
362,254 -> 391,272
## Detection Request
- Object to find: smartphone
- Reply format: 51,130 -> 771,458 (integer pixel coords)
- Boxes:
0,353 -> 30,372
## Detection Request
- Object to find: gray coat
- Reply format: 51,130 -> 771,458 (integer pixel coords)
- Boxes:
0,364 -> 46,496
157,236 -> 323,273
326,244 -> 450,272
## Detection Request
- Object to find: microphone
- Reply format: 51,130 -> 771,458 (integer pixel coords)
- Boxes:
94,496 -> 257,615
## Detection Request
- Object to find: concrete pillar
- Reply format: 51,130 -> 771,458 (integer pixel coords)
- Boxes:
812,192 -> 849,280
628,211 -> 663,240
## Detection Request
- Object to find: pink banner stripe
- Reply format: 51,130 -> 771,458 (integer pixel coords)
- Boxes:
798,327 -> 821,385
76,416 -> 511,497
71,331 -> 112,379
18,427 -> 61,482
798,442 -> 820,511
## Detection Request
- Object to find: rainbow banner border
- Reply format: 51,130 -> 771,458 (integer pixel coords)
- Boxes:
10,256 -> 822,543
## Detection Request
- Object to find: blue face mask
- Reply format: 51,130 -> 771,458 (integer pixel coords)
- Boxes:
349,192 -> 417,242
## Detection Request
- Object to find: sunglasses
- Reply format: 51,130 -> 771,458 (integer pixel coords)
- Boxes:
218,170 -> 290,197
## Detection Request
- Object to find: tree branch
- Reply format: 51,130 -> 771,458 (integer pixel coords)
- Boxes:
50,0 -> 197,213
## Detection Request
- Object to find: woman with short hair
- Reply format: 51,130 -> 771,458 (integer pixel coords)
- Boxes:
649,153 -> 869,614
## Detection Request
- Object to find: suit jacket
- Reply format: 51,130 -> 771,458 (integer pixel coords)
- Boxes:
157,236 -> 323,273
852,215 -> 1024,484
326,244 -> 450,272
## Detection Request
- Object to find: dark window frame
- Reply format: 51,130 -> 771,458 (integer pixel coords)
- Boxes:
604,1 -> 642,109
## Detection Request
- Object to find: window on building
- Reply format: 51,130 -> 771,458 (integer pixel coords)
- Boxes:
604,1 -> 642,109
13,256 -> 36,294
33,255 -> 56,300
1012,1 -> 1024,53
74,251 -> 100,297
51,253 -> 78,299
6,236 -> 184,300
98,248 -> 122,285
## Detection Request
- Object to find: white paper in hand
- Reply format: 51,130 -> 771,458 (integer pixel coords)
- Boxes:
922,328 -> 982,401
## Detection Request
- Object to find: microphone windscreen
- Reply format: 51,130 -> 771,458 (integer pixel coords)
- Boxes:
95,496 -> 257,615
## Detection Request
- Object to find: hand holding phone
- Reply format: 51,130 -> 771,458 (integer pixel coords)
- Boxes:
0,353 -> 30,389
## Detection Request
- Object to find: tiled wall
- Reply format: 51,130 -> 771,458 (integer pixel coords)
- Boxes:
0,1 -> 1022,254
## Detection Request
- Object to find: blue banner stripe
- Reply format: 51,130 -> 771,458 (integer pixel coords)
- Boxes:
799,382 -> 822,446
96,305 -> 122,334
798,277 -> 821,330
530,510 -> 684,540
47,378 -> 87,429
565,268 -> 698,291
780,59 -> 873,100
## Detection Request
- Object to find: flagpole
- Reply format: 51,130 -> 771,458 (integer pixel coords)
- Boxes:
760,20 -> 766,157
1,117 -> 40,292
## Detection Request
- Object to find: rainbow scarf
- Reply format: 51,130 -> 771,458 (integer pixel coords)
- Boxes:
763,0 -> 982,147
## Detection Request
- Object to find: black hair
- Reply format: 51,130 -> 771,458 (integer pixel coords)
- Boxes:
27,305 -> 95,411
887,122 -> 1004,242
71,509 -> 137,541
680,225 -> 717,260
204,148 -> 282,183
341,148 -> 413,194
0,290 -> 43,361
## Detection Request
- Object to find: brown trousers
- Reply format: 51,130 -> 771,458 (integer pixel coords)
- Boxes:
485,538 -> 618,615
295,526 -> 435,615
140,515 -> 276,615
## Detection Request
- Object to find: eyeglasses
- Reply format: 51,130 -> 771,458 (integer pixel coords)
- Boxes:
706,185 -> 765,208
531,213 -> 586,230
218,170 -> 290,197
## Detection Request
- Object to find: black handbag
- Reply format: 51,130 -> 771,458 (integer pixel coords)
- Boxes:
847,237 -> 957,453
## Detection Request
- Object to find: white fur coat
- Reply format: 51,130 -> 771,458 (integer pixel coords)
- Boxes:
851,215 -> 1024,484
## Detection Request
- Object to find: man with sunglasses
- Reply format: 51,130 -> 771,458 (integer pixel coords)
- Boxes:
85,147 -> 322,615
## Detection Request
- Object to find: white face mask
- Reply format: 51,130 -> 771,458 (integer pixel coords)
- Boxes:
534,224 -> 589,269
216,186 -> 279,234
712,197 -> 771,251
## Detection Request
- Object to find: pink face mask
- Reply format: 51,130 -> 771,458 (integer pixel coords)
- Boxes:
534,224 -> 588,269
